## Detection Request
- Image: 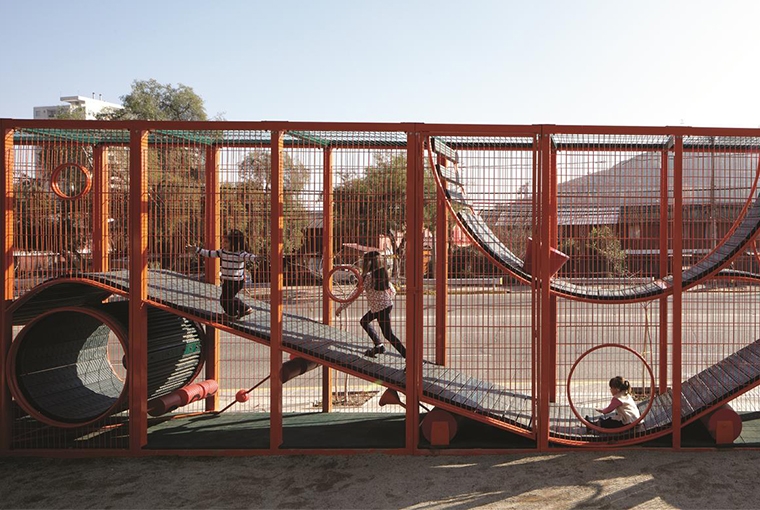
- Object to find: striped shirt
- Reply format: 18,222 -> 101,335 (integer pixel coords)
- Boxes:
363,273 -> 396,313
195,248 -> 256,281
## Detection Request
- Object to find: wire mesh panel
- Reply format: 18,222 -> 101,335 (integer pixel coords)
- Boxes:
12,128 -> 130,296
139,129 -> 274,448
279,130 -> 409,447
8,121 -> 760,454
551,133 -> 671,443
424,134 -> 538,442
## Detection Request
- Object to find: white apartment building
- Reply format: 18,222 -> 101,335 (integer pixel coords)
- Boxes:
33,94 -> 122,120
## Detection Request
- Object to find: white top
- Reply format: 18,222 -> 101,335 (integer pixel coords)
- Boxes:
613,392 -> 641,424
363,273 -> 396,313
195,248 -> 256,281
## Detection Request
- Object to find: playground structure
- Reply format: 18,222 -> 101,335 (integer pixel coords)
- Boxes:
3,119 -> 760,455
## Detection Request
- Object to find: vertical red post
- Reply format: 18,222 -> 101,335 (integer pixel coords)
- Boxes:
204,146 -> 221,411
671,135 -> 684,448
92,145 -> 109,272
537,128 -> 552,450
0,123 -> 14,451
548,142 -> 558,403
128,128 -> 149,451
269,131 -> 284,449
321,147 -> 334,413
658,149 -> 669,394
406,131 -> 423,451
435,152 -> 448,366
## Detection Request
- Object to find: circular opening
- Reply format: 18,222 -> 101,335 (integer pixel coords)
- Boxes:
50,162 -> 92,200
326,265 -> 363,303
566,343 -> 654,434
8,308 -> 128,428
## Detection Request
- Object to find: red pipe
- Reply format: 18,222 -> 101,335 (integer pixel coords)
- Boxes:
148,380 -> 219,417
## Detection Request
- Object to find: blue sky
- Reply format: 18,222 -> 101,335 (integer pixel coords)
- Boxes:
3,0 -> 760,127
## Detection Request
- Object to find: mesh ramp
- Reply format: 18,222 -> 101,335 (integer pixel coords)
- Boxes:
44,270 -> 537,438
549,339 -> 760,445
431,136 -> 760,302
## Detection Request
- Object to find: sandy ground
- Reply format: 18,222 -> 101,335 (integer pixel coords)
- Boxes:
3,450 -> 760,509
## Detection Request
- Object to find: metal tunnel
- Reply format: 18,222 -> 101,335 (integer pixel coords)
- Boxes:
7,300 -> 205,428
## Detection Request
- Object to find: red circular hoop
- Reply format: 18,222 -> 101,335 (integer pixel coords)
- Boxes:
6,306 -> 129,428
326,265 -> 363,303
566,343 -> 655,434
51,162 -> 92,200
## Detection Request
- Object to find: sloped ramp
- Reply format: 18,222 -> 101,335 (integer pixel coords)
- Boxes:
548,339 -> 760,445
12,270 -> 760,446
10,270 -> 535,438
430,137 -> 760,302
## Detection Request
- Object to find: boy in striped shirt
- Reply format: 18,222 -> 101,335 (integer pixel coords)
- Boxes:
187,229 -> 257,320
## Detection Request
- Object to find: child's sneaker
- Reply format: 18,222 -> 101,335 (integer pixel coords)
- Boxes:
584,415 -> 595,434
364,345 -> 385,358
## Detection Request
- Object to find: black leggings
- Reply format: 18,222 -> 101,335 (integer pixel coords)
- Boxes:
360,305 -> 406,357
220,279 -> 248,316
597,416 -> 625,429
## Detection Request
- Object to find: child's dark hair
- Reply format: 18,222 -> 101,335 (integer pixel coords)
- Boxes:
363,251 -> 390,290
226,229 -> 248,252
609,376 -> 631,394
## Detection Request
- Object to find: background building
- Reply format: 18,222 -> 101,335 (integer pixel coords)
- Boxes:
33,94 -> 121,119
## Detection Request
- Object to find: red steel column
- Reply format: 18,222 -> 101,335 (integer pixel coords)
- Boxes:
672,135 -> 684,448
321,147 -> 334,413
537,129 -> 552,450
128,128 -> 149,451
270,131 -> 284,449
435,152 -> 449,366
548,143 -> 558,403
92,145 -> 109,272
0,124 -> 14,451
406,131 -> 423,451
204,146 -> 221,411
658,149 -> 669,394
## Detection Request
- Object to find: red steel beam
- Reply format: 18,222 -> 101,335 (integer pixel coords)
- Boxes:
269,131 -> 285,449
128,129 -> 149,451
406,131 -> 424,452
672,136 -> 684,448
435,152 -> 449,366
204,146 -> 221,412
658,150 -> 669,394
92,146 -> 109,272
0,124 -> 14,451
321,147 -> 334,413
538,129 -> 552,450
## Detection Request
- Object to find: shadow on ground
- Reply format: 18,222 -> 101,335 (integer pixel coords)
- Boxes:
3,450 -> 759,509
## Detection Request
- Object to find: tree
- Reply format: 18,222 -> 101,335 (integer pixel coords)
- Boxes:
333,153 -> 437,276
92,80 -> 212,266
238,150 -> 310,193
97,79 -> 208,121
55,106 -> 86,120
235,150 -> 310,255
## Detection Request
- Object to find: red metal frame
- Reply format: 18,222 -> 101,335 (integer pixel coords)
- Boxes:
4,119 -> 760,456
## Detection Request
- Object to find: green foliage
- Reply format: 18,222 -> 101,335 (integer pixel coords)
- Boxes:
238,150 -> 310,193
98,79 -> 208,121
55,106 -> 86,120
561,226 -> 627,278
333,153 -> 437,273
448,246 -> 500,277
588,226 -> 627,276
